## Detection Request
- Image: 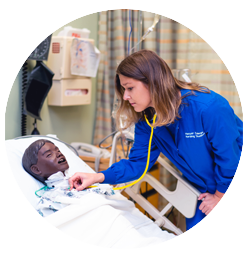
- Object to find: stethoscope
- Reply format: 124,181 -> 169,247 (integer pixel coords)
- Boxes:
89,114 -> 157,190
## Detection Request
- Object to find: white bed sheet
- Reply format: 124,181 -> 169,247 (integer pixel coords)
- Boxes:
47,192 -> 175,248
5,135 -> 175,248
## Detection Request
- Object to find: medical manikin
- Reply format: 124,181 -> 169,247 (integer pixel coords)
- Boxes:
22,139 -> 114,217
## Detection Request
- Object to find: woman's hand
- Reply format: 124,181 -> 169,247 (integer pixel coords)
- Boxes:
68,172 -> 105,191
198,191 -> 224,215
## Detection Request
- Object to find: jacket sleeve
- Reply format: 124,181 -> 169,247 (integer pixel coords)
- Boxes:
202,96 -> 243,193
101,121 -> 161,184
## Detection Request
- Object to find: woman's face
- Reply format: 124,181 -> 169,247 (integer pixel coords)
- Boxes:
119,74 -> 153,112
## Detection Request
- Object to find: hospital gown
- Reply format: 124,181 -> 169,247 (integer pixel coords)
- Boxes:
35,170 -> 115,217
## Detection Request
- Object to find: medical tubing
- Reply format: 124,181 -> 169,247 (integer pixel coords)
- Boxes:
98,130 -> 118,149
21,61 -> 28,136
112,114 -> 156,190
129,14 -> 160,54
128,9 -> 133,55
35,186 -> 53,197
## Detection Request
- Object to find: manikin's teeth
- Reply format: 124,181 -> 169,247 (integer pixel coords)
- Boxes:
58,158 -> 65,163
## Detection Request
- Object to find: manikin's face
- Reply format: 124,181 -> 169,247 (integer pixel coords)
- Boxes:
119,74 -> 153,112
31,142 -> 69,180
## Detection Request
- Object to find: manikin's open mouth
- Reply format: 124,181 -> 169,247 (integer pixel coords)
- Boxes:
58,158 -> 67,164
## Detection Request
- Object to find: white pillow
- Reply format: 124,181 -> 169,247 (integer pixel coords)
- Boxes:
5,135 -> 96,209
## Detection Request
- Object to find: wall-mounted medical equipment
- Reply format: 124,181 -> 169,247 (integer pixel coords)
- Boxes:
70,142 -> 111,172
24,61 -> 54,121
22,35 -> 53,135
46,26 -> 100,106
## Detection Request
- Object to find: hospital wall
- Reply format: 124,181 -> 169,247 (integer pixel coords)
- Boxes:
5,13 -> 99,144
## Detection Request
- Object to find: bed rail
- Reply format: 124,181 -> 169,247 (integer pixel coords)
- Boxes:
109,130 -> 200,235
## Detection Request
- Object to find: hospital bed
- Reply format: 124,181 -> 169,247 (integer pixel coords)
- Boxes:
5,134 -> 200,248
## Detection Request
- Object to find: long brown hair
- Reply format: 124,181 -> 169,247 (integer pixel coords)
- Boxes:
115,49 -> 210,129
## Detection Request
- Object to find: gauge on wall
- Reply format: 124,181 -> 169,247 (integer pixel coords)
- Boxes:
28,34 -> 52,61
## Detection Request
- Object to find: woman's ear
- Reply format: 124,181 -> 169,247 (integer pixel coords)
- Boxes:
30,165 -> 41,175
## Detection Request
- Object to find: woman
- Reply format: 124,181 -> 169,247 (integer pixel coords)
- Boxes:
69,49 -> 243,230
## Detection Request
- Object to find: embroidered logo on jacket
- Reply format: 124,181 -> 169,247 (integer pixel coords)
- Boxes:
185,132 -> 205,138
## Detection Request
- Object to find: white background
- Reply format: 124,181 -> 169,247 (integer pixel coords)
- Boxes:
1,1 -> 249,259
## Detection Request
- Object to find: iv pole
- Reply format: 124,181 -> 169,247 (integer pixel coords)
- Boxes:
137,11 -> 143,52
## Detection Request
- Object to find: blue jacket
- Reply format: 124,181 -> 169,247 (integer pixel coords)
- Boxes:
102,89 -> 243,194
